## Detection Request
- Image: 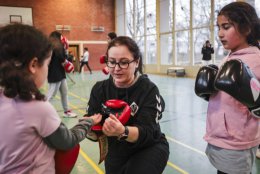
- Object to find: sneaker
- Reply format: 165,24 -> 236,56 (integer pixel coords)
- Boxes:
63,110 -> 77,118
256,148 -> 260,159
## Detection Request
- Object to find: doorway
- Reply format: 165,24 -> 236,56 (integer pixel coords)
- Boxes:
69,45 -> 80,72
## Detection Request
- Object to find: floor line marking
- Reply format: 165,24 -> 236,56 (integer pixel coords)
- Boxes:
68,92 -> 88,102
79,149 -> 104,174
166,136 -> 206,156
167,161 -> 189,174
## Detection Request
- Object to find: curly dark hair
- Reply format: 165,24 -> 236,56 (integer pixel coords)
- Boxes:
0,24 -> 52,101
218,2 -> 260,49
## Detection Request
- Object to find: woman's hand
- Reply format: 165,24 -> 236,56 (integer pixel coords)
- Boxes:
102,114 -> 125,137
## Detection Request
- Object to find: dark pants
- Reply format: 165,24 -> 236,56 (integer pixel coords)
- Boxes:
79,61 -> 92,73
105,142 -> 169,174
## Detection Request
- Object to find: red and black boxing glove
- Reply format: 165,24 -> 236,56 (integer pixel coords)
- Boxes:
61,35 -> 69,50
91,99 -> 131,132
100,55 -> 109,75
64,60 -> 74,73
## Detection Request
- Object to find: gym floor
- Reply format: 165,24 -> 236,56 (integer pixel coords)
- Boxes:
44,71 -> 260,174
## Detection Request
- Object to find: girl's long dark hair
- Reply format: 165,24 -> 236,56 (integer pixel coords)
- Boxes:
218,2 -> 260,49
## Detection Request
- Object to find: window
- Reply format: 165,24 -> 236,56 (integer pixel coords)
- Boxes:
160,34 -> 173,65
176,31 -> 190,65
146,35 -> 157,64
193,28 -> 210,65
175,0 -> 190,30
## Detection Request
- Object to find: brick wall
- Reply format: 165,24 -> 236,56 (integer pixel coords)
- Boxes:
0,0 -> 115,70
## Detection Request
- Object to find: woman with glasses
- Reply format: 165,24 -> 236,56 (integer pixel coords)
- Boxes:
85,36 -> 169,174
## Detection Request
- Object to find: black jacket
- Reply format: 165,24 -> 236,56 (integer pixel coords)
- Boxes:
202,46 -> 214,61
48,47 -> 66,83
87,74 -> 169,159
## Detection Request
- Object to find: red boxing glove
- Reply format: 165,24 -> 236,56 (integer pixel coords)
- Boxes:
91,99 -> 131,132
100,55 -> 106,64
100,55 -> 109,75
64,60 -> 74,73
102,67 -> 109,75
55,144 -> 80,174
61,35 -> 69,50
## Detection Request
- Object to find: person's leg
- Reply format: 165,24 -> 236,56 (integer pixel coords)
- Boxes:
86,62 -> 92,74
59,79 -> 68,111
79,62 -> 85,73
47,82 -> 61,101
104,156 -> 128,174
60,79 -> 77,117
124,143 -> 169,174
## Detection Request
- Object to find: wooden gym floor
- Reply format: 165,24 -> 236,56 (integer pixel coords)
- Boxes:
44,71 -> 260,174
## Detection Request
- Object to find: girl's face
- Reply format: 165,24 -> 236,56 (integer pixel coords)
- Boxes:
217,15 -> 249,53
107,45 -> 139,88
30,52 -> 52,88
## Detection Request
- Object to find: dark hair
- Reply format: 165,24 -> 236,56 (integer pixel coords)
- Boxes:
49,31 -> 63,53
0,24 -> 52,101
84,47 -> 88,51
50,31 -> 61,39
107,32 -> 117,40
49,31 -> 68,61
218,2 -> 260,49
106,36 -> 143,74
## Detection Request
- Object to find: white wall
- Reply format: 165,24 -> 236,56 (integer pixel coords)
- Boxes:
0,6 -> 33,26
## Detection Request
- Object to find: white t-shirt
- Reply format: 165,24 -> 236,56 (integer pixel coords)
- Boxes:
82,51 -> 89,62
0,92 -> 61,174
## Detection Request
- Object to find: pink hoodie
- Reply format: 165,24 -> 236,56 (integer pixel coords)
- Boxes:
204,46 -> 260,150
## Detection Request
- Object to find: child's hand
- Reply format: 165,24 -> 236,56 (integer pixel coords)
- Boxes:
89,114 -> 102,125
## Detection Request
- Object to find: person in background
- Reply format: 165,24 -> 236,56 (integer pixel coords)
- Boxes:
0,23 -> 102,174
85,36 -> 169,174
195,2 -> 260,174
107,32 -> 117,43
201,40 -> 214,65
47,31 -> 77,117
79,47 -> 92,74
67,51 -> 74,63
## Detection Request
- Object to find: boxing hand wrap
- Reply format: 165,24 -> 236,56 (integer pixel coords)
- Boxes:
91,99 -> 131,132
64,59 -> 74,73
214,59 -> 260,118
195,64 -> 218,101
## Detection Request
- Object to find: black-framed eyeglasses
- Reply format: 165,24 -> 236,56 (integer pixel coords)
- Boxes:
106,59 -> 136,69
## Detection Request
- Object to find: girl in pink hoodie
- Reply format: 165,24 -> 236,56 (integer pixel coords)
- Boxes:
204,2 -> 260,174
